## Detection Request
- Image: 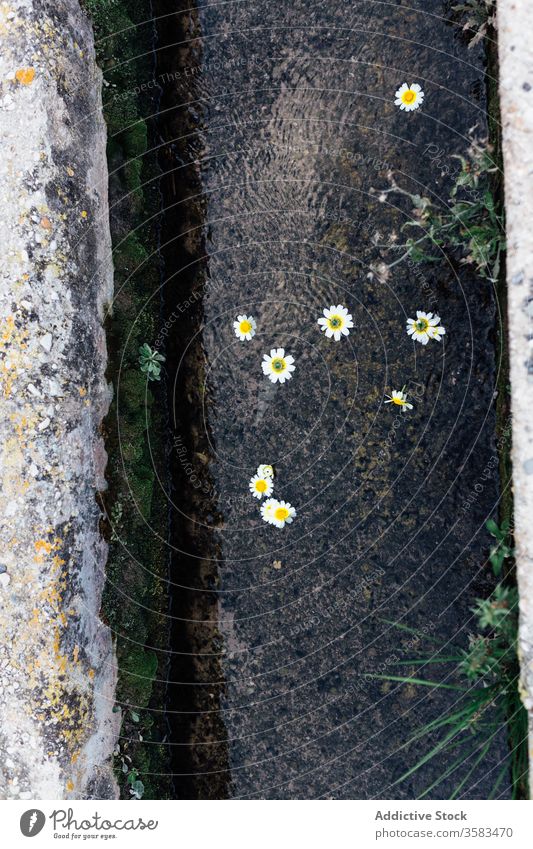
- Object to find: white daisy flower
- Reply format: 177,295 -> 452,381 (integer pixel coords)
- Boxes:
385,389 -> 414,412
257,464 -> 274,479
261,498 -> 296,528
261,348 -> 296,384
249,473 -> 274,500
394,83 -> 424,112
233,314 -> 256,341
317,304 -> 354,341
406,311 -> 446,345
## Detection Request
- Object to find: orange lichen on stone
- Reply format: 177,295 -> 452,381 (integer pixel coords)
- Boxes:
35,539 -> 53,554
40,216 -> 52,230
66,780 -> 74,792
15,67 -> 35,86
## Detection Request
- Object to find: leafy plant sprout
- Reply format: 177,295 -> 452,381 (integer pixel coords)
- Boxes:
372,137 -> 504,282
126,767 -> 145,799
138,343 -> 165,381
486,517 -> 514,578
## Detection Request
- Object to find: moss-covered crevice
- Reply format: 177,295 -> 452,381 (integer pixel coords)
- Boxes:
82,0 -> 172,799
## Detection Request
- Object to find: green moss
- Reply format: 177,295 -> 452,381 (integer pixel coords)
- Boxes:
82,0 -> 171,798
118,648 -> 159,708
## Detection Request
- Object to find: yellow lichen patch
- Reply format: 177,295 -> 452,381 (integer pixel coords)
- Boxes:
1,315 -> 15,344
66,167 -> 75,177
40,584 -> 61,607
66,780 -> 74,792
88,669 -> 95,680
15,67 -> 35,86
51,554 -> 66,573
10,414 -> 26,436
78,387 -> 87,397
34,536 -> 62,565
80,210 -> 88,219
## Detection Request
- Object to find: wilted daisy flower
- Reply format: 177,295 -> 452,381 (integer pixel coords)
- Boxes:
261,348 -> 295,384
406,311 -> 446,345
260,498 -> 278,525
261,498 -> 296,528
394,83 -> 424,112
385,389 -> 414,412
234,314 -> 256,341
249,472 -> 274,500
257,464 -> 274,479
317,304 -> 354,341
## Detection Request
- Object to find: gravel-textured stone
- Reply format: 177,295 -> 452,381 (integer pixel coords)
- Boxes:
499,0 -> 533,793
0,0 -> 118,799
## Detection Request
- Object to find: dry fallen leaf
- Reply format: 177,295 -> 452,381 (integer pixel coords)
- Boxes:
272,560 -> 282,570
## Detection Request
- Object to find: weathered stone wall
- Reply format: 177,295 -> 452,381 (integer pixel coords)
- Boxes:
498,0 -> 533,794
0,0 -> 118,799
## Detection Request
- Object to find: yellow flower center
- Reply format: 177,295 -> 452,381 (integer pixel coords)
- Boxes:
239,320 -> 252,334
415,318 -> 429,332
272,358 -> 286,372
402,89 -> 416,104
327,315 -> 344,330
255,479 -> 268,493
392,395 -> 407,406
275,506 -> 290,521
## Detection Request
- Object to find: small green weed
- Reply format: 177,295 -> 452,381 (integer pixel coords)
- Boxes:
139,343 -> 165,381
369,521 -> 528,799
376,138 -> 504,282
452,1 -> 496,49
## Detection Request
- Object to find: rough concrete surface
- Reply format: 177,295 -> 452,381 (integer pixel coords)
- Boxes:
498,0 -> 533,794
0,0 -> 118,798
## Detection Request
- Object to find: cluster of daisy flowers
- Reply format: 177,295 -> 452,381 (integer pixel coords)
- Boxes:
249,464 -> 296,529
234,304 -> 357,389
235,306 -> 446,533
234,303 -> 445,522
234,306 -> 443,384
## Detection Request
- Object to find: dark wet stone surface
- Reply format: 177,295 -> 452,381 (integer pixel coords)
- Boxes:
161,0 -> 507,798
